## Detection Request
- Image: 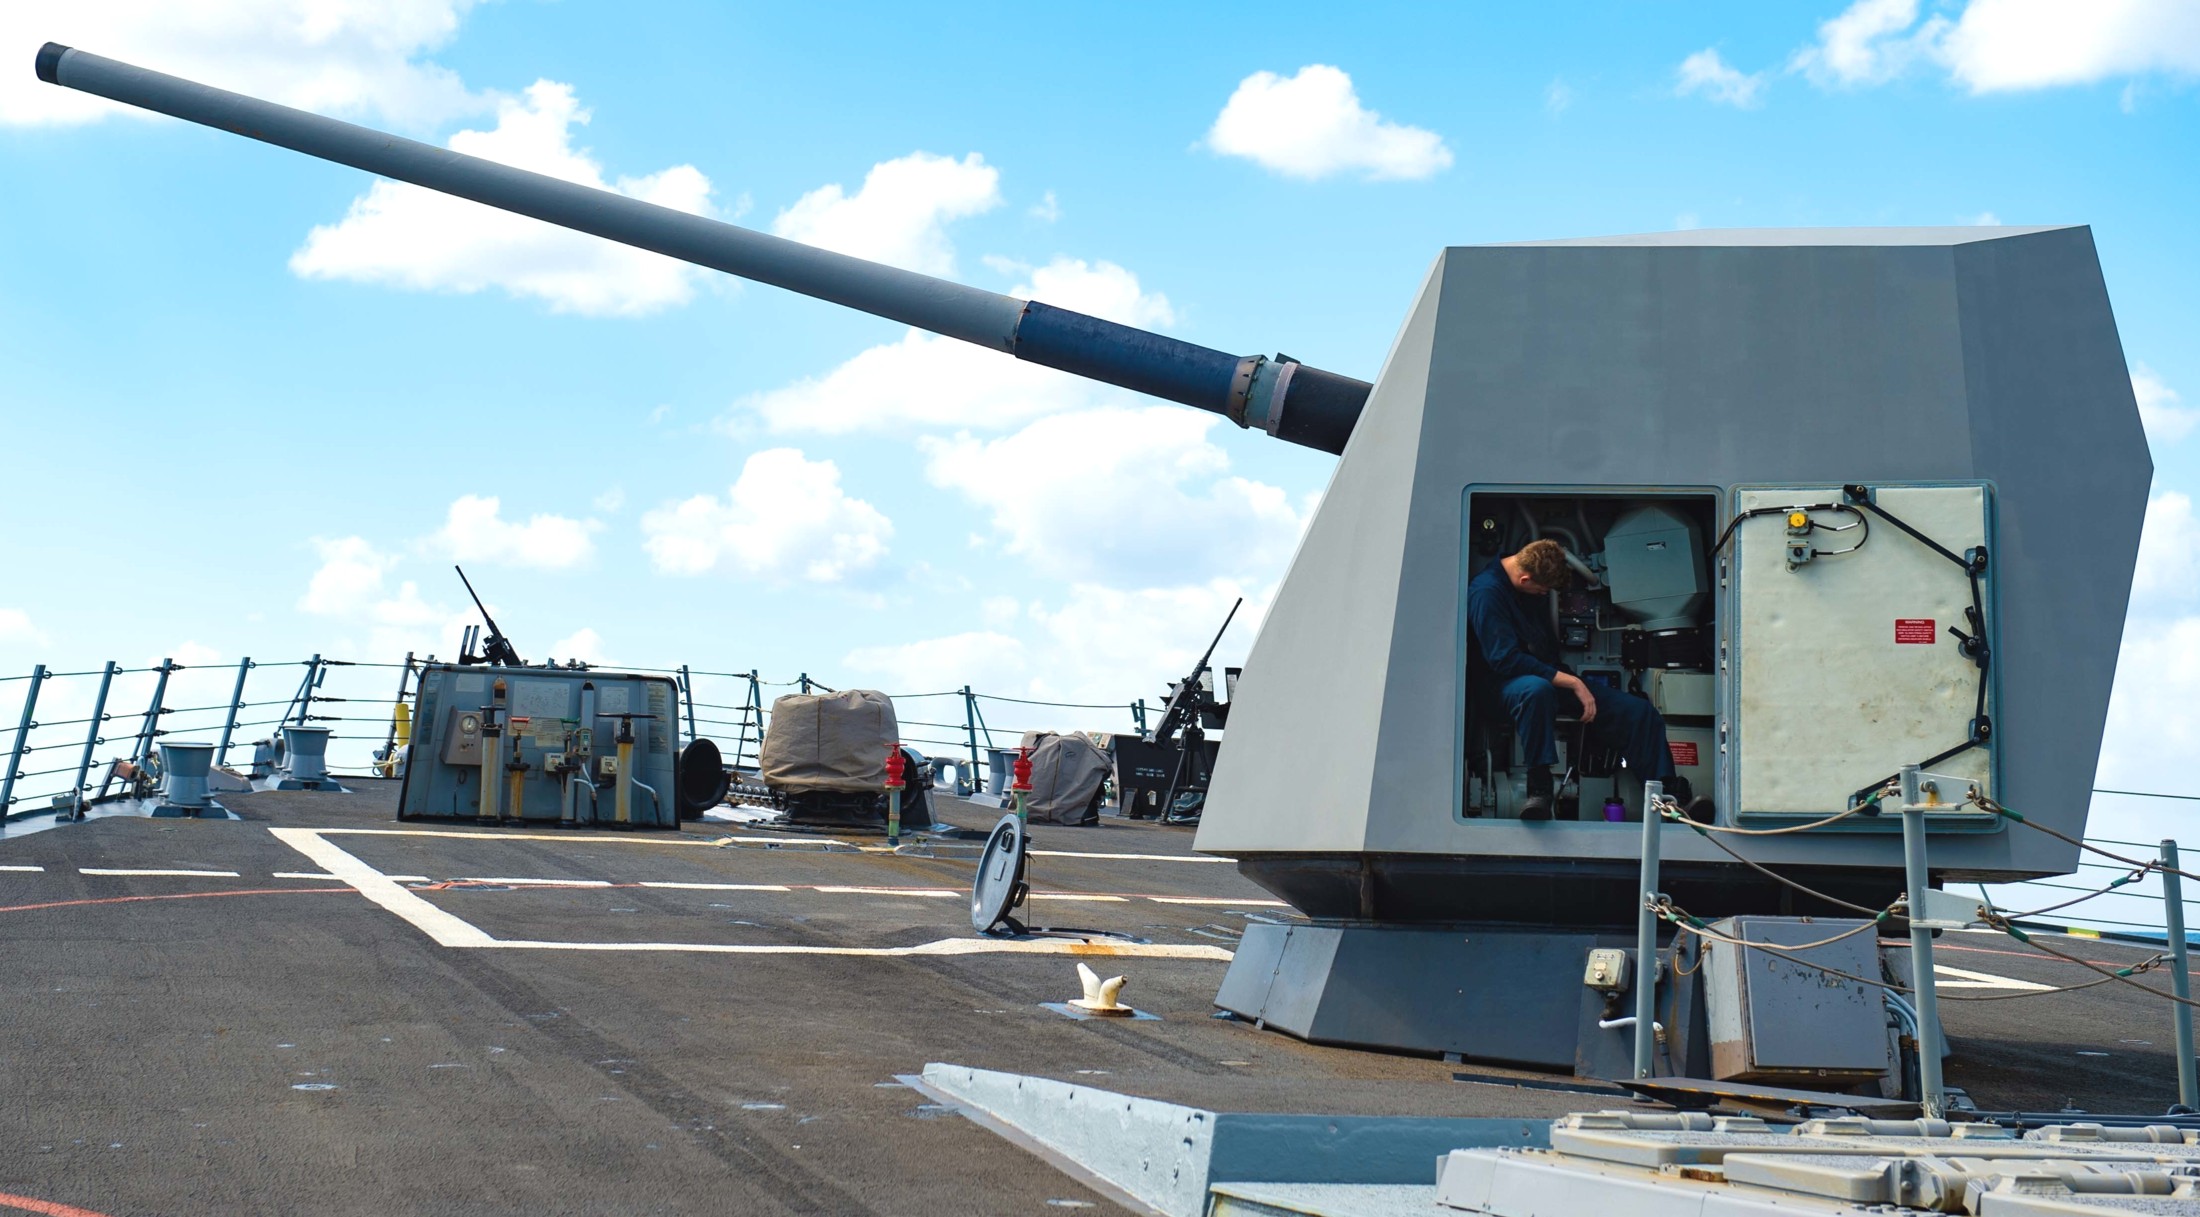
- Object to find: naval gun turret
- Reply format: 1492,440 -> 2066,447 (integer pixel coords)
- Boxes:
39,46 -> 2154,1074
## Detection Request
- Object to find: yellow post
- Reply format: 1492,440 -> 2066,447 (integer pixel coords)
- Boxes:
614,717 -> 635,825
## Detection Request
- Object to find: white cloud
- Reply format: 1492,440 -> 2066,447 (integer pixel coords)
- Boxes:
641,448 -> 892,583
290,81 -> 716,316
1790,0 -> 1941,87
1545,78 -> 1575,115
547,628 -> 608,665
295,536 -> 482,661
430,494 -> 600,570
1675,48 -> 1770,108
0,608 -> 47,645
842,580 -> 1263,721
739,257 -> 1174,435
2095,491 -> 2200,801
1939,0 -> 2200,91
1788,0 -> 2200,94
1029,191 -> 1062,223
1961,210 -> 2004,226
0,0 -> 483,129
2133,365 -> 2197,445
594,488 -> 626,513
2131,492 -> 2200,612
920,405 -> 1304,586
770,152 -> 1000,276
843,631 -> 1030,700
1206,64 -> 1452,182
298,536 -> 398,617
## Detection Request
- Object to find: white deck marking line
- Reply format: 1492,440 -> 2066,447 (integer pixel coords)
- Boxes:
485,938 -> 1233,960
268,827 -> 1233,961
309,826 -> 1221,863
455,877 -> 613,887
814,886 -> 961,898
638,881 -> 792,892
273,870 -> 432,882
1030,851 -> 1229,864
1029,893 -> 1128,902
0,865 -> 45,872
80,868 -> 240,878
1146,896 -> 1292,907
316,828 -> 717,845
1933,963 -> 2052,991
268,828 -> 493,948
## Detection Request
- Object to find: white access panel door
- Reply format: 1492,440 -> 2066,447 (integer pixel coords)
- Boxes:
1730,484 -> 1993,818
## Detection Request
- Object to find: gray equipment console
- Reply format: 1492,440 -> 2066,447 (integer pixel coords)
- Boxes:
398,665 -> 681,828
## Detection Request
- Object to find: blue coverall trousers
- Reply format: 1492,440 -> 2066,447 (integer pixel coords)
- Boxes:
1499,675 -> 1675,779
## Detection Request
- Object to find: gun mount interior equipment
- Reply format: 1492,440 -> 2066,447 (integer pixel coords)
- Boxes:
1116,600 -> 1242,824
40,49 -> 2150,1073
397,664 -> 681,827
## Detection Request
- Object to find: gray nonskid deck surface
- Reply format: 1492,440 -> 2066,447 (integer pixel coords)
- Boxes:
0,783 -> 2180,1215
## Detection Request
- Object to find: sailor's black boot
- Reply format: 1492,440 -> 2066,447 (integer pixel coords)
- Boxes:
1520,768 -> 1555,821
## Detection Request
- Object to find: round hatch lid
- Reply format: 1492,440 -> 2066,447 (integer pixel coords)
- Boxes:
970,814 -> 1027,934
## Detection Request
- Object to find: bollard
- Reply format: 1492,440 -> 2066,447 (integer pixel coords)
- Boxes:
215,657 -> 253,768
2164,840 -> 2197,1110
154,741 -> 218,816
1899,764 -> 1947,1119
67,662 -> 118,820
884,743 -> 906,848
1635,779 -> 1664,1079
1,665 -> 48,816
1011,745 -> 1033,826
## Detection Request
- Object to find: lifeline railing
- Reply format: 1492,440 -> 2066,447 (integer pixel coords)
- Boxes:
0,653 -> 1154,822
1632,775 -> 2200,1119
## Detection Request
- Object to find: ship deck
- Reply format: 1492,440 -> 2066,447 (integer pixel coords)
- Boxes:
0,781 -> 2182,1215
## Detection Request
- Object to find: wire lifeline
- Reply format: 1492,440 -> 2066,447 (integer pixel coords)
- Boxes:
1977,793 -> 2200,884
1656,902 -> 2157,1004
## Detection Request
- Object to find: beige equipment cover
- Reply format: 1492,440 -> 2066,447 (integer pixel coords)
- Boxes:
760,690 -> 899,793
1018,730 -> 1111,826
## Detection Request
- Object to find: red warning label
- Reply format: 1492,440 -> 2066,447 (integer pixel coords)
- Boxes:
1895,618 -> 1937,645
1669,741 -> 1700,768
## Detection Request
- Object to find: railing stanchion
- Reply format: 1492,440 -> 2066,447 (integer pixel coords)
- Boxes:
962,686 -> 982,792
678,664 -> 698,749
1,665 -> 48,817
216,657 -> 253,768
1635,780 -> 1664,1079
130,658 -> 175,769
1899,764 -> 1947,1119
2163,838 -> 2197,1110
67,662 -> 118,820
380,652 -> 414,764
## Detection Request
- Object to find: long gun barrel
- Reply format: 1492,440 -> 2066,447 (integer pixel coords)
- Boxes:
35,43 -> 1370,454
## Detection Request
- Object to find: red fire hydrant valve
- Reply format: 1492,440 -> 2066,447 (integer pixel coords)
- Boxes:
1011,746 -> 1034,793
884,743 -> 905,791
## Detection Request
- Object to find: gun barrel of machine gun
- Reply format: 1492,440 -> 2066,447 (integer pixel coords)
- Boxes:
34,44 -> 1370,455
453,565 -> 522,667
1146,598 -> 1241,745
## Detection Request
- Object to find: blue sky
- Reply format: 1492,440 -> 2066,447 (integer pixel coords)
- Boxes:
2,1 -> 2198,850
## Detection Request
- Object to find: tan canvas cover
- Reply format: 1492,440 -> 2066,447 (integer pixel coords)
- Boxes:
760,690 -> 900,793
1017,731 -> 1110,826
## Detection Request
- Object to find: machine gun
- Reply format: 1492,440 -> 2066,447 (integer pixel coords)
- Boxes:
454,565 -> 524,668
1144,598 -> 1241,824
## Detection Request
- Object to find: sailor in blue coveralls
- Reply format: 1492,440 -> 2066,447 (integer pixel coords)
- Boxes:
1466,539 -> 1705,821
